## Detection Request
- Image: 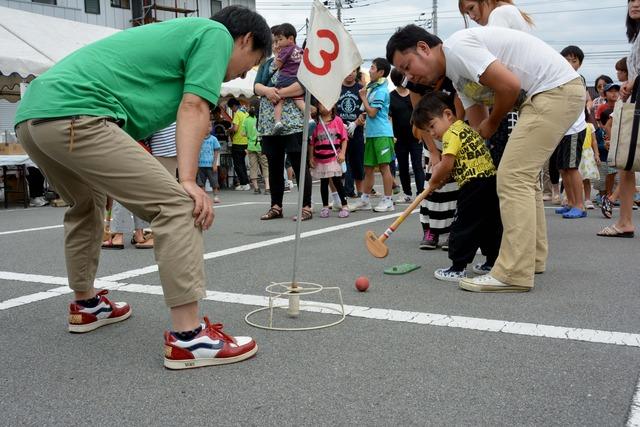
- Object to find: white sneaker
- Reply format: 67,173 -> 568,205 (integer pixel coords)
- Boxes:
243,184 -> 251,191
434,267 -> 467,282
459,274 -> 530,293
29,197 -> 48,207
213,196 -> 221,204
352,199 -> 372,211
234,185 -> 244,191
374,199 -> 395,212
396,193 -> 412,204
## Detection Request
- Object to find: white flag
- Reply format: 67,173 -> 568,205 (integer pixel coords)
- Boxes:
297,0 -> 363,109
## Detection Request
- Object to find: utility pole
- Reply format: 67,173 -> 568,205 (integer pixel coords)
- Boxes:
432,0 -> 438,35
336,0 -> 343,22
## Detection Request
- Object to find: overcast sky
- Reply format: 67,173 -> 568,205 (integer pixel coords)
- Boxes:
255,0 -> 630,87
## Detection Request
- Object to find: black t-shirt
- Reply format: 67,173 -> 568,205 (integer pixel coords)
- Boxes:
389,90 -> 417,143
336,82 -> 364,141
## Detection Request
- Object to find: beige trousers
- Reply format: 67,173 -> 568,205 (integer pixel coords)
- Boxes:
16,117 -> 206,307
155,156 -> 178,179
491,78 -> 585,288
247,151 -> 269,182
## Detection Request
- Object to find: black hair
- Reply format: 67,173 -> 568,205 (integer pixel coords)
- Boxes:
211,6 -> 272,58
270,25 -> 280,34
411,91 -> 455,128
227,98 -> 241,108
372,58 -> 391,78
311,97 -> 336,122
627,0 -> 640,42
560,45 -> 584,64
386,24 -> 442,64
594,74 -> 614,89
273,23 -> 297,41
389,68 -> 404,87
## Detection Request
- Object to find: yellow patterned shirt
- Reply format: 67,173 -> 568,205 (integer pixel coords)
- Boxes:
442,120 -> 496,187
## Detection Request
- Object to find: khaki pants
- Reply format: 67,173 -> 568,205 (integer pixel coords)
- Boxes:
491,78 -> 585,288
247,150 -> 269,181
16,117 -> 206,307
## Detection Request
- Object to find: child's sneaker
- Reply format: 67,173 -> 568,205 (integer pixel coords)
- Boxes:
352,199 -> 372,211
472,262 -> 493,275
320,207 -> 330,218
440,235 -> 449,251
584,200 -> 595,210
396,193 -> 412,204
419,229 -> 438,250
373,198 -> 395,212
273,122 -> 285,135
213,196 -> 221,204
338,207 -> 350,218
434,267 -> 467,282
164,317 -> 257,370
68,290 -> 131,333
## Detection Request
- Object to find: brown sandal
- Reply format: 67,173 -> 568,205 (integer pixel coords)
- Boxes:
132,232 -> 154,249
292,207 -> 313,222
261,207 -> 283,220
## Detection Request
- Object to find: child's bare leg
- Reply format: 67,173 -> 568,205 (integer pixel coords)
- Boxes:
293,98 -> 305,112
378,163 -> 394,197
274,100 -> 283,123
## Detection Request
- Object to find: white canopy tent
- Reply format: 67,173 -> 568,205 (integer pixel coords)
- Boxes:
220,68 -> 258,99
0,6 -> 120,102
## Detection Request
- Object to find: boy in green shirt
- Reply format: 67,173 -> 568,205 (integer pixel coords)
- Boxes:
14,6 -> 271,370
244,105 -> 270,194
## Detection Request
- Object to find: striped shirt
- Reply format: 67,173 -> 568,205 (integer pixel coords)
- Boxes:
149,122 -> 177,157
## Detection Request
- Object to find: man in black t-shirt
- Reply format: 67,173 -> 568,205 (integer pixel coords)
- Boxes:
336,69 -> 366,197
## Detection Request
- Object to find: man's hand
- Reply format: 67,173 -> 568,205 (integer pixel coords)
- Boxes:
477,118 -> 500,140
181,181 -> 214,230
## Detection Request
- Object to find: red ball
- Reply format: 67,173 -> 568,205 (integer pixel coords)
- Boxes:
355,276 -> 369,292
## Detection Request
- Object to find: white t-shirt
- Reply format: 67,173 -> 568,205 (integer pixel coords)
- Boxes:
487,4 -> 531,32
443,27 -> 579,109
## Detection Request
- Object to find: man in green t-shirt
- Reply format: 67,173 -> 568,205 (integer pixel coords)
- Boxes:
227,98 -> 250,190
14,6 -> 271,370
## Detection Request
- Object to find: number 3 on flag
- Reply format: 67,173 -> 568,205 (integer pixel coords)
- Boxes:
302,29 -> 340,76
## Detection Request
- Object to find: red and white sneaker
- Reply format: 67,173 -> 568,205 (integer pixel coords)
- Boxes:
164,317 -> 258,370
68,290 -> 132,333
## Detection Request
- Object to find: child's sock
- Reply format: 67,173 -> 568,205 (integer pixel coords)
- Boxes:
331,192 -> 341,206
172,325 -> 203,341
361,193 -> 370,202
383,195 -> 393,203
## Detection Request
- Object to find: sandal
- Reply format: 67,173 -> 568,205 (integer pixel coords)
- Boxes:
338,207 -> 350,218
601,196 -> 613,219
597,225 -> 634,238
131,232 -> 154,249
260,206 -> 283,220
102,233 -> 124,250
292,207 -> 313,222
320,207 -> 330,218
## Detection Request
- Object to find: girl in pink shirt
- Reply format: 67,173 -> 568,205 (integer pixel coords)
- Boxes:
310,102 -> 350,218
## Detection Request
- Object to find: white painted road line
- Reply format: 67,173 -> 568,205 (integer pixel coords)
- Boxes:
2,273 -> 639,349
0,225 -> 64,236
629,377 -> 640,427
100,211 -> 406,282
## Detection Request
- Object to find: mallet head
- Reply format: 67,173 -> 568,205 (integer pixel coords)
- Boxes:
365,230 -> 389,258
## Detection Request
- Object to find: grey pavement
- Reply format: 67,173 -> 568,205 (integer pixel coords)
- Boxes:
0,182 -> 639,426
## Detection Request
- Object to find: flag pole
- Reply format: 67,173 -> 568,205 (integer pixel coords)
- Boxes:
287,90 -> 312,317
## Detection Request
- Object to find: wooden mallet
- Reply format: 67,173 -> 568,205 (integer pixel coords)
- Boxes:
365,185 -> 433,258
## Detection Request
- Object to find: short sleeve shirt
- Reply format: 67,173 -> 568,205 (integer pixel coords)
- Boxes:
442,120 -> 496,187
277,45 -> 303,77
15,18 -> 233,141
232,110 -> 249,145
311,116 -> 347,164
443,27 -> 579,109
365,80 -> 393,138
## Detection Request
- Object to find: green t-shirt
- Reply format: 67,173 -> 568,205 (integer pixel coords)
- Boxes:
15,18 -> 233,141
243,115 -> 260,151
231,109 -> 248,145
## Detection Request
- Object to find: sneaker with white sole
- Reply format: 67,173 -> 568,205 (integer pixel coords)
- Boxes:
472,262 -> 493,275
374,199 -> 395,212
434,267 -> 467,282
396,193 -> 412,204
352,199 -> 372,211
459,274 -> 530,293
419,229 -> 438,250
68,290 -> 131,333
164,317 -> 257,369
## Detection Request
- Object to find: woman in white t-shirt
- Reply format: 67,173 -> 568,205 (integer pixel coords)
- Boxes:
458,0 -> 533,32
